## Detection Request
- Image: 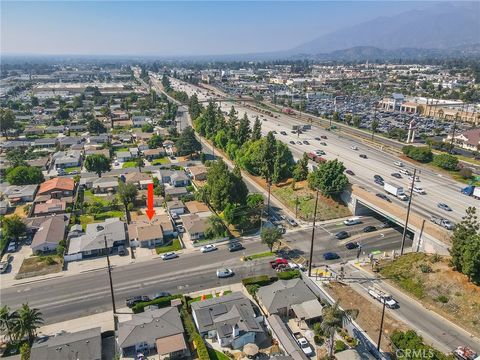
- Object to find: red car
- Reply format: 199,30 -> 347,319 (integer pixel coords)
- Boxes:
270,258 -> 288,269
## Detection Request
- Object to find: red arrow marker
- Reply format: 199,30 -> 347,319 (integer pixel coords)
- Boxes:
146,183 -> 155,220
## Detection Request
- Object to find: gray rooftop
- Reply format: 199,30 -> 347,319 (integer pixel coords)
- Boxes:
68,218 -> 126,254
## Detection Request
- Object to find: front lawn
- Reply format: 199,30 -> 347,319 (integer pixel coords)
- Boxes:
273,182 -> 351,221
17,255 -> 63,279
64,166 -> 81,174
155,239 -> 182,254
122,161 -> 137,168
152,157 -> 170,165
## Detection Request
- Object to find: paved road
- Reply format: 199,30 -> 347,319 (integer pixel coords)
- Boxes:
169,78 -> 478,225
341,264 -> 480,353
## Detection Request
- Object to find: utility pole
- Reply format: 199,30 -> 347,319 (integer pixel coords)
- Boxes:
377,300 -> 386,351
450,113 -> 458,153
103,233 -> 117,331
308,189 -> 319,277
400,168 -> 416,255
267,181 -> 271,218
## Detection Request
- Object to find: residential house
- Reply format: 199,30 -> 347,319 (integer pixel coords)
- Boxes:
170,172 -> 189,187
187,165 -> 207,181
31,327 -> 102,360
266,315 -> 309,360
58,136 -> 83,148
116,151 -> 136,162
184,201 -> 211,216
91,177 -> 119,194
165,187 -> 188,199
117,307 -> 188,358
445,128 -> 480,151
26,157 -> 50,171
45,125 -> 66,134
32,138 -> 57,149
134,214 -> 175,239
123,172 -> 153,190
33,198 -> 67,216
143,148 -> 165,161
191,292 -> 264,350
131,116 -> 150,127
181,214 -> 208,241
256,279 -> 320,319
166,200 -> 185,216
128,223 -> 163,248
38,178 -> 75,198
30,215 -> 66,253
52,150 -> 82,169
85,148 -> 110,158
0,140 -> 30,150
88,134 -> 110,145
66,218 -> 126,261
0,184 -> 38,204
156,169 -> 174,184
25,126 -> 45,136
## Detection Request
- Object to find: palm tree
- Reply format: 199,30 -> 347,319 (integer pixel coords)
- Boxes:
322,300 -> 345,357
17,304 -> 44,345
0,306 -> 19,343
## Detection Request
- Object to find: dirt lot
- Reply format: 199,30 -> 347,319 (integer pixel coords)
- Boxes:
17,255 -> 63,279
379,253 -> 480,337
326,282 -> 409,352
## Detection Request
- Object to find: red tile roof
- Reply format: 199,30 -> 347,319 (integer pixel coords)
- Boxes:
38,177 -> 75,194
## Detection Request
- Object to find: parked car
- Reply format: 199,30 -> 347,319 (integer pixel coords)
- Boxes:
335,231 -> 350,240
323,252 -> 340,260
437,203 -> 452,211
359,154 -> 368,159
200,244 -> 217,253
287,218 -> 298,227
126,296 -> 151,308
296,337 -> 313,356
117,245 -> 127,256
216,268 -> 234,278
176,225 -> 185,233
228,242 -> 244,252
270,258 -> 288,269
6,242 -> 17,253
160,252 -> 178,260
0,262 -> 9,274
363,225 -> 377,233
288,262 -> 305,271
345,242 -> 359,250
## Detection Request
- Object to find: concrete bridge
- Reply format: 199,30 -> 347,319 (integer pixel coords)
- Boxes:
342,184 -> 451,255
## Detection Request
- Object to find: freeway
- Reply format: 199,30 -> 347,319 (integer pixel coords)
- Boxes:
168,77 -> 478,225
1,219 -> 403,325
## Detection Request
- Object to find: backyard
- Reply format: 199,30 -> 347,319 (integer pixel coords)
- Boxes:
272,181 -> 351,221
378,253 -> 480,337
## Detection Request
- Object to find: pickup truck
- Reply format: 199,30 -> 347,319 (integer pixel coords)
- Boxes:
270,258 -> 288,269
430,215 -> 454,230
368,286 -> 398,309
293,333 -> 313,356
453,346 -> 477,360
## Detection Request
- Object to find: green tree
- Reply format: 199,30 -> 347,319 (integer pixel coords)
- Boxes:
371,118 -> 379,141
260,132 -> 276,182
141,123 -> 154,133
390,330 -> 451,360
0,306 -> 19,343
252,116 -> 262,141
352,115 -> 361,128
87,118 -> 107,135
30,96 -> 39,107
135,157 -> 145,173
332,111 -> 340,122
17,303 -> 44,345
205,215 -> 226,239
402,146 -> 433,163
188,93 -> 203,121
261,227 -> 282,252
85,154 -> 111,178
2,215 -> 27,243
308,159 -> 349,197
246,193 -> 264,209
433,153 -> 459,171
293,153 -> 309,181
6,166 -> 44,185
462,234 -> 480,284
148,134 -> 163,149
226,106 -> 238,141
175,126 -> 202,156
20,342 -> 31,360
5,149 -> 27,168
0,108 -> 16,139
237,113 -> 251,145
117,181 -> 138,224
322,301 -> 345,357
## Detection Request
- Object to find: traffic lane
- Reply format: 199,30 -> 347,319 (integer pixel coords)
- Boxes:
1,239 -> 269,307
31,262 -> 275,325
346,266 -> 480,353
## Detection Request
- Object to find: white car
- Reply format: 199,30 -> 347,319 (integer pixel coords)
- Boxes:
216,268 -> 234,278
288,262 -> 305,271
409,175 -> 420,182
297,338 -> 313,356
160,252 -> 178,260
413,187 -> 425,194
394,161 -> 404,167
200,244 -> 217,253
343,217 -> 362,226
314,150 -> 325,156
351,145 -> 358,151
176,225 -> 185,233
399,169 -> 410,176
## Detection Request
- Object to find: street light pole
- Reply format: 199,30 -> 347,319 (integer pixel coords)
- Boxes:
377,300 -> 386,351
401,168 -> 416,255
104,234 -> 117,330
308,189 -> 319,277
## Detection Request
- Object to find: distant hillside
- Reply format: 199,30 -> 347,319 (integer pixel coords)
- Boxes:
292,2 -> 480,55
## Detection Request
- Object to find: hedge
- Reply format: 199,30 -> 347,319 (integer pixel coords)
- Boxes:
277,269 -> 301,280
242,275 -> 277,287
132,294 -> 182,314
180,304 -> 210,360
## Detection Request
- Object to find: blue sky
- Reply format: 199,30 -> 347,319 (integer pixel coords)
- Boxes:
1,1 -> 435,56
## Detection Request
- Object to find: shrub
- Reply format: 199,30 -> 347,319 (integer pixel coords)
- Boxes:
132,294 -> 182,314
242,275 -> 273,287
180,304 -> 209,360
434,295 -> 449,304
246,284 -> 260,296
277,269 -> 301,280
402,145 -> 433,163
459,167 -> 473,179
334,340 -> 347,353
419,263 -> 433,273
433,153 -> 459,170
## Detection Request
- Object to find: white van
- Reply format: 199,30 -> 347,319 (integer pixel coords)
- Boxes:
343,217 -> 362,226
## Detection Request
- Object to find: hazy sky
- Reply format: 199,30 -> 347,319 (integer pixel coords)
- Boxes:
1,1 -> 435,56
